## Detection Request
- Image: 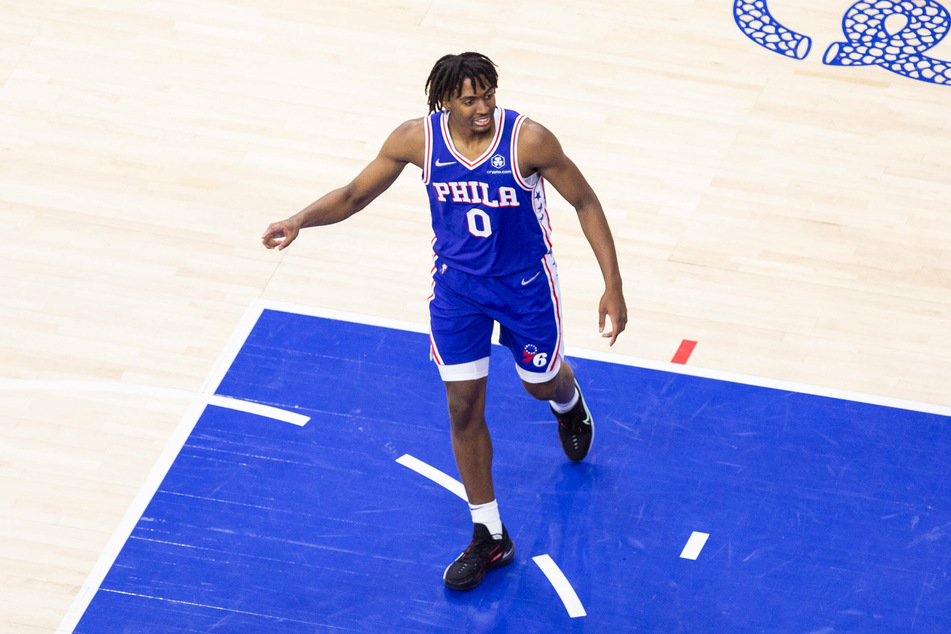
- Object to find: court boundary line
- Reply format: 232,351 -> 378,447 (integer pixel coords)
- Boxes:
55,300 -> 270,633
54,297 -> 950,631
0,381 -> 310,426
257,298 -> 951,417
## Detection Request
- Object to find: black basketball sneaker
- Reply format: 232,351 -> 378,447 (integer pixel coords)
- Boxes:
552,379 -> 594,462
443,523 -> 515,591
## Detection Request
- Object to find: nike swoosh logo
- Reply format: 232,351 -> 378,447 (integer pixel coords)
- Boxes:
521,272 -> 541,286
435,159 -> 456,167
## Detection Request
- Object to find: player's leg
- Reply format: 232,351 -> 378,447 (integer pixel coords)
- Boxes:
430,265 -> 514,590
444,377 -> 494,506
497,255 -> 595,461
430,265 -> 496,504
517,355 -> 594,463
525,364 -> 595,463
520,360 -> 574,402
440,376 -> 514,590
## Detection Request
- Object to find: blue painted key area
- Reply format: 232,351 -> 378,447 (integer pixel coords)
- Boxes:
76,309 -> 951,632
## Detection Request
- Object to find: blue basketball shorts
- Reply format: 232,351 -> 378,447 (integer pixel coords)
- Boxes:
428,253 -> 565,384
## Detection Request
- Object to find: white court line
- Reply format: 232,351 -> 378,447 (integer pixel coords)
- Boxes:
396,454 -> 468,501
395,454 -> 587,618
54,300 -> 276,633
0,380 -> 196,401
563,345 -> 951,418
206,395 -> 309,426
681,532 -> 710,560
0,381 -> 310,427
396,451 -> 586,618
254,298 -> 430,335
256,298 -> 951,418
533,555 -> 586,618
46,297 -> 951,631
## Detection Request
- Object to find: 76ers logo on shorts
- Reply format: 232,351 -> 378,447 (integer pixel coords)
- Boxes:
522,344 -> 549,368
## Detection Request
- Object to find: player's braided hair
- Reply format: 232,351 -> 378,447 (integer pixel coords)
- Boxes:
425,52 -> 499,113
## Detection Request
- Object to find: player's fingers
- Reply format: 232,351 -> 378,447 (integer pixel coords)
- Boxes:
605,311 -> 626,346
613,311 -> 628,336
262,224 -> 295,250
601,319 -> 620,346
261,226 -> 281,247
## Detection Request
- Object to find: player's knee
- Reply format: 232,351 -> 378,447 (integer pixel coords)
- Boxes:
445,380 -> 488,431
448,402 -> 485,432
522,377 -> 558,401
522,363 -> 574,402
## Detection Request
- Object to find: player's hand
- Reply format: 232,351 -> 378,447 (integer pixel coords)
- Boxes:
599,286 -> 627,346
261,218 -> 301,250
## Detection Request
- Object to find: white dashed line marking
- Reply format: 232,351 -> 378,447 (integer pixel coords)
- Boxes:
533,554 -> 586,618
396,454 -> 468,501
680,532 -> 710,560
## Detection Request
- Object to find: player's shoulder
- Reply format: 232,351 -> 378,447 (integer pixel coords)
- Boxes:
516,115 -> 554,139
390,116 -> 427,142
515,116 -> 563,161
382,116 -> 428,165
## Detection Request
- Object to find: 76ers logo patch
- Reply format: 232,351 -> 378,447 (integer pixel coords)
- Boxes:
522,344 -> 549,368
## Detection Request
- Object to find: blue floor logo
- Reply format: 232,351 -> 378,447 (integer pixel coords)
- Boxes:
734,0 -> 951,85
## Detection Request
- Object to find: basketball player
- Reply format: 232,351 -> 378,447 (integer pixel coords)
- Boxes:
261,52 -> 627,591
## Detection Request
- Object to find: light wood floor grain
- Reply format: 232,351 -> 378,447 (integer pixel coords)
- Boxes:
2,1 -> 950,630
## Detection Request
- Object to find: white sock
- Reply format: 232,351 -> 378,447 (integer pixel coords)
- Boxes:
469,499 -> 503,540
550,387 -> 580,414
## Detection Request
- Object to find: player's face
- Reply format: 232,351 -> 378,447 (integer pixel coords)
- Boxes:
446,77 -> 496,134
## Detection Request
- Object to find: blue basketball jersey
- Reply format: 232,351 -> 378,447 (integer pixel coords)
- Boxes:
423,107 -> 553,277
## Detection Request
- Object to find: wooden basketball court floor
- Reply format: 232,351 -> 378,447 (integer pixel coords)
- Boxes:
2,0 -> 950,631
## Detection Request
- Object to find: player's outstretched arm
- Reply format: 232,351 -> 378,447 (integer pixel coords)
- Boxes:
520,120 -> 628,345
262,119 -> 425,250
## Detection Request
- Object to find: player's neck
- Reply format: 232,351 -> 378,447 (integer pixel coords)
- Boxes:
446,113 -> 496,160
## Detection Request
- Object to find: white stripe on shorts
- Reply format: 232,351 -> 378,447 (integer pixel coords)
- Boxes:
436,357 -> 491,382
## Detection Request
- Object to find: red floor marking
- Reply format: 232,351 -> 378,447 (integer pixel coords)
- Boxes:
672,340 -> 697,364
